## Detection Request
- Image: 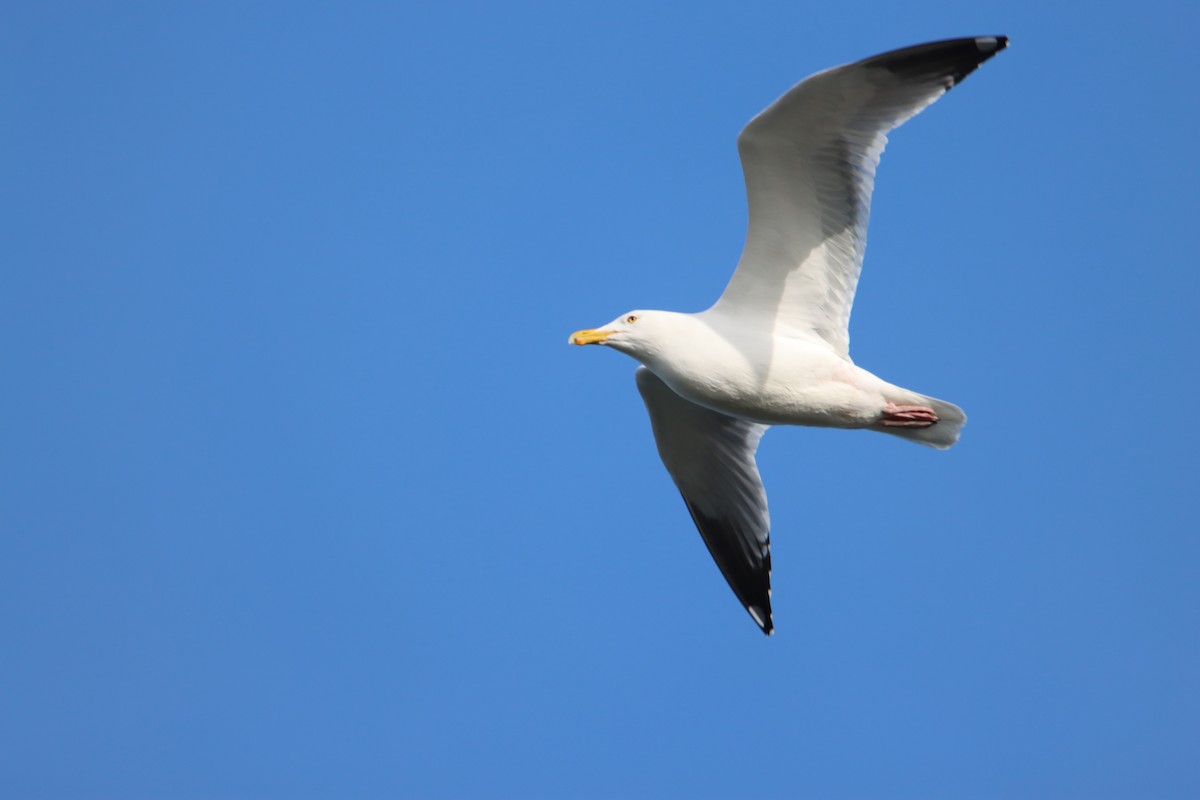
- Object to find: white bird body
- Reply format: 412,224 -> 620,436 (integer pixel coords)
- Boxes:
620,310 -> 920,430
570,37 -> 1007,634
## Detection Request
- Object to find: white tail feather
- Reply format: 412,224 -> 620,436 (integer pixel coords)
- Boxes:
873,394 -> 966,450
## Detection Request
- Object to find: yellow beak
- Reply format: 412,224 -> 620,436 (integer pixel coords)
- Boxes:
569,328 -> 614,346
568,326 -> 614,345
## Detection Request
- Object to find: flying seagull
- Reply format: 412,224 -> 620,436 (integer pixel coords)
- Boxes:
570,37 -> 1008,635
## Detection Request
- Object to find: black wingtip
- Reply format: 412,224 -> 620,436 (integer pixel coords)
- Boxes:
680,496 -> 774,637
866,35 -> 1010,88
748,604 -> 774,636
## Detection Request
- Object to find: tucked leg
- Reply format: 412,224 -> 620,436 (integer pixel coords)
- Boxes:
880,402 -> 939,428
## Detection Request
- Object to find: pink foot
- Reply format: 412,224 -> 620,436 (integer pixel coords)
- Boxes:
880,402 -> 939,428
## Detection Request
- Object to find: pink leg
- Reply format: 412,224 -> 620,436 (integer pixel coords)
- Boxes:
880,402 -> 939,428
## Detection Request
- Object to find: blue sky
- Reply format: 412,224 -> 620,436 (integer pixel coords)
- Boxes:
3,2 -> 1197,798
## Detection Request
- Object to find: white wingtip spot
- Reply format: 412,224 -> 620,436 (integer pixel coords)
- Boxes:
749,605 -> 771,632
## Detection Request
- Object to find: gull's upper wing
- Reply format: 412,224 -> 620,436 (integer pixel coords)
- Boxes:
635,367 -> 773,635
712,36 -> 1008,357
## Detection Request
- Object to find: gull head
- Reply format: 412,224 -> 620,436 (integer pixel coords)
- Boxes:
569,310 -> 677,358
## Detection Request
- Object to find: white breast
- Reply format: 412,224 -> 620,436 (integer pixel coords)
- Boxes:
640,316 -> 889,428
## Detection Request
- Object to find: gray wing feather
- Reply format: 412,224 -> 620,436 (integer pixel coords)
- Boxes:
635,367 -> 774,635
714,36 -> 1008,357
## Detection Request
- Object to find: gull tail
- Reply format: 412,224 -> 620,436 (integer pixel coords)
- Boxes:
875,393 -> 966,450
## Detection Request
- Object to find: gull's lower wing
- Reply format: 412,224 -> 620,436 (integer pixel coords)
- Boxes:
713,36 -> 1008,356
635,367 -> 773,635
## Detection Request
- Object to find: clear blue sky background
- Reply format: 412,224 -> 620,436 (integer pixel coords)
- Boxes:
3,2 -> 1197,798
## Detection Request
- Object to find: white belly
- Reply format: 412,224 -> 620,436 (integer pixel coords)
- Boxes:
645,331 -> 896,428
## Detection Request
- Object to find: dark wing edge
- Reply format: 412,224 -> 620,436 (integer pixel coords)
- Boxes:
860,35 -> 1008,89
635,367 -> 774,636
679,496 -> 773,635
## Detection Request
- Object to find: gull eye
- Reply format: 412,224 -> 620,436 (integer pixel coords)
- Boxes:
626,314 -> 639,324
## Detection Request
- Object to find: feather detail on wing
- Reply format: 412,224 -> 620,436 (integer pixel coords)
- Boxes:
635,367 -> 774,635
712,36 -> 1008,357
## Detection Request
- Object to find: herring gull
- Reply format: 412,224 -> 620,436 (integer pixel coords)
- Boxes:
570,37 -> 1008,635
